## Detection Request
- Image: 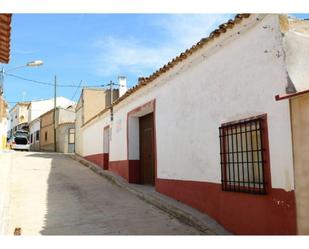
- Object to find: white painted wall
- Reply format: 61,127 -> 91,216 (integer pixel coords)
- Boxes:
103,126 -> 110,153
9,104 -> 29,131
29,118 -> 40,150
78,14 -> 296,190
28,97 -> 74,123
128,117 -> 139,160
58,108 -> 75,125
80,113 -> 110,156
29,118 -> 40,136
75,107 -> 83,156
109,114 -> 127,161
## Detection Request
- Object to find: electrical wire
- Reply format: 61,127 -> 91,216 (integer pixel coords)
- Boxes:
5,72 -> 133,88
4,72 -> 105,88
71,80 -> 83,100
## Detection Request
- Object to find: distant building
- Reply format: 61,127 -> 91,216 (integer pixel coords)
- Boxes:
28,117 -> 40,151
40,106 -> 76,153
75,85 -> 121,157
27,96 -> 75,123
27,96 -> 75,151
8,102 -> 31,137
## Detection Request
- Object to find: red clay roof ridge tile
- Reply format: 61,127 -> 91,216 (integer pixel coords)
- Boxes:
112,13 -> 251,106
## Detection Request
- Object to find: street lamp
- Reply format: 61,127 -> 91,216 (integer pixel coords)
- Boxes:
26,60 -> 44,68
0,60 -> 44,94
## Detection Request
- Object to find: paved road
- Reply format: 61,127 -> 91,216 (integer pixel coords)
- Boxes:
6,152 -> 200,235
0,151 -> 13,234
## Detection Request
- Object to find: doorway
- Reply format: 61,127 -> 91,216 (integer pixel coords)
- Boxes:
103,126 -> 110,170
139,113 -> 155,185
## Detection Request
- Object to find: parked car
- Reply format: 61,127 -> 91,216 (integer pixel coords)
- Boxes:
8,130 -> 30,151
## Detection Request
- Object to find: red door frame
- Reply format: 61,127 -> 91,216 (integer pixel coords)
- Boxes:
126,99 -> 157,185
103,125 -> 110,170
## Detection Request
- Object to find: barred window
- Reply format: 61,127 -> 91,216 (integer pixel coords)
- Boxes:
219,115 -> 268,194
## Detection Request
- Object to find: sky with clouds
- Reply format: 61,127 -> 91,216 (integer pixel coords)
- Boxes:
2,14 -> 234,105
2,13 -> 309,106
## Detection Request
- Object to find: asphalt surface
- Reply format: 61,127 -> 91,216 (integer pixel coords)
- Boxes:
6,152 -> 201,235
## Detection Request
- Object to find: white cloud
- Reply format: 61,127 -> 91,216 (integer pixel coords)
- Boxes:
94,36 -> 176,76
154,14 -> 234,47
93,14 -> 234,77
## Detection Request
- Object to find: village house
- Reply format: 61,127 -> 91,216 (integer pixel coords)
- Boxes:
75,14 -> 309,235
28,117 -> 40,151
75,79 -> 127,158
40,105 -> 76,153
28,96 -> 75,151
8,102 -> 31,136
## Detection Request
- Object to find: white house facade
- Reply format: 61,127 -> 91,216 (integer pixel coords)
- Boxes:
29,117 -> 40,151
75,14 -> 309,234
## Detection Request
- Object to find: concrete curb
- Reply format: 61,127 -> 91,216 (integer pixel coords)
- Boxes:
71,154 -> 231,235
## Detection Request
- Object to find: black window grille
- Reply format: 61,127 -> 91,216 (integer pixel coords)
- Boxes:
219,116 -> 268,194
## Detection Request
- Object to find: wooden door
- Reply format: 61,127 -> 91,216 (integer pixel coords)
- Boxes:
139,113 -> 155,185
103,126 -> 110,169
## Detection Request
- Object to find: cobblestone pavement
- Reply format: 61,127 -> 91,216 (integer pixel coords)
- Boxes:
6,152 -> 201,235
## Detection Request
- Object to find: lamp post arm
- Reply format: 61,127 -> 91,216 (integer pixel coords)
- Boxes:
5,65 -> 28,73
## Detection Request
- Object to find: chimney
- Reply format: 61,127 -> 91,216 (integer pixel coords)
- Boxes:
118,76 -> 127,97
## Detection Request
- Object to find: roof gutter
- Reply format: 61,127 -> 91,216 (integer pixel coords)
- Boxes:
275,89 -> 309,101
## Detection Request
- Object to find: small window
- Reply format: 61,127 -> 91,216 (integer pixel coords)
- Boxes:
219,115 -> 268,194
30,134 -> 33,143
69,128 -> 75,144
36,130 -> 40,141
45,131 -> 48,141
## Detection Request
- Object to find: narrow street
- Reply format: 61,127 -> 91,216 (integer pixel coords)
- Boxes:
5,152 -> 200,235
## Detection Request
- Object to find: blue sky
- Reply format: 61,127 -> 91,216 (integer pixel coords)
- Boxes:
2,14 -> 309,107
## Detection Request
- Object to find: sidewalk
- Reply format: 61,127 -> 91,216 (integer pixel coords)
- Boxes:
72,154 -> 231,235
0,150 -> 13,235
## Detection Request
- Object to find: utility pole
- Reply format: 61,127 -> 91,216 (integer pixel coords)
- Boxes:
54,75 -> 57,152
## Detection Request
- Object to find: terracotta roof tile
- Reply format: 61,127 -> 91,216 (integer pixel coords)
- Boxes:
112,14 -> 251,106
0,14 -> 12,64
